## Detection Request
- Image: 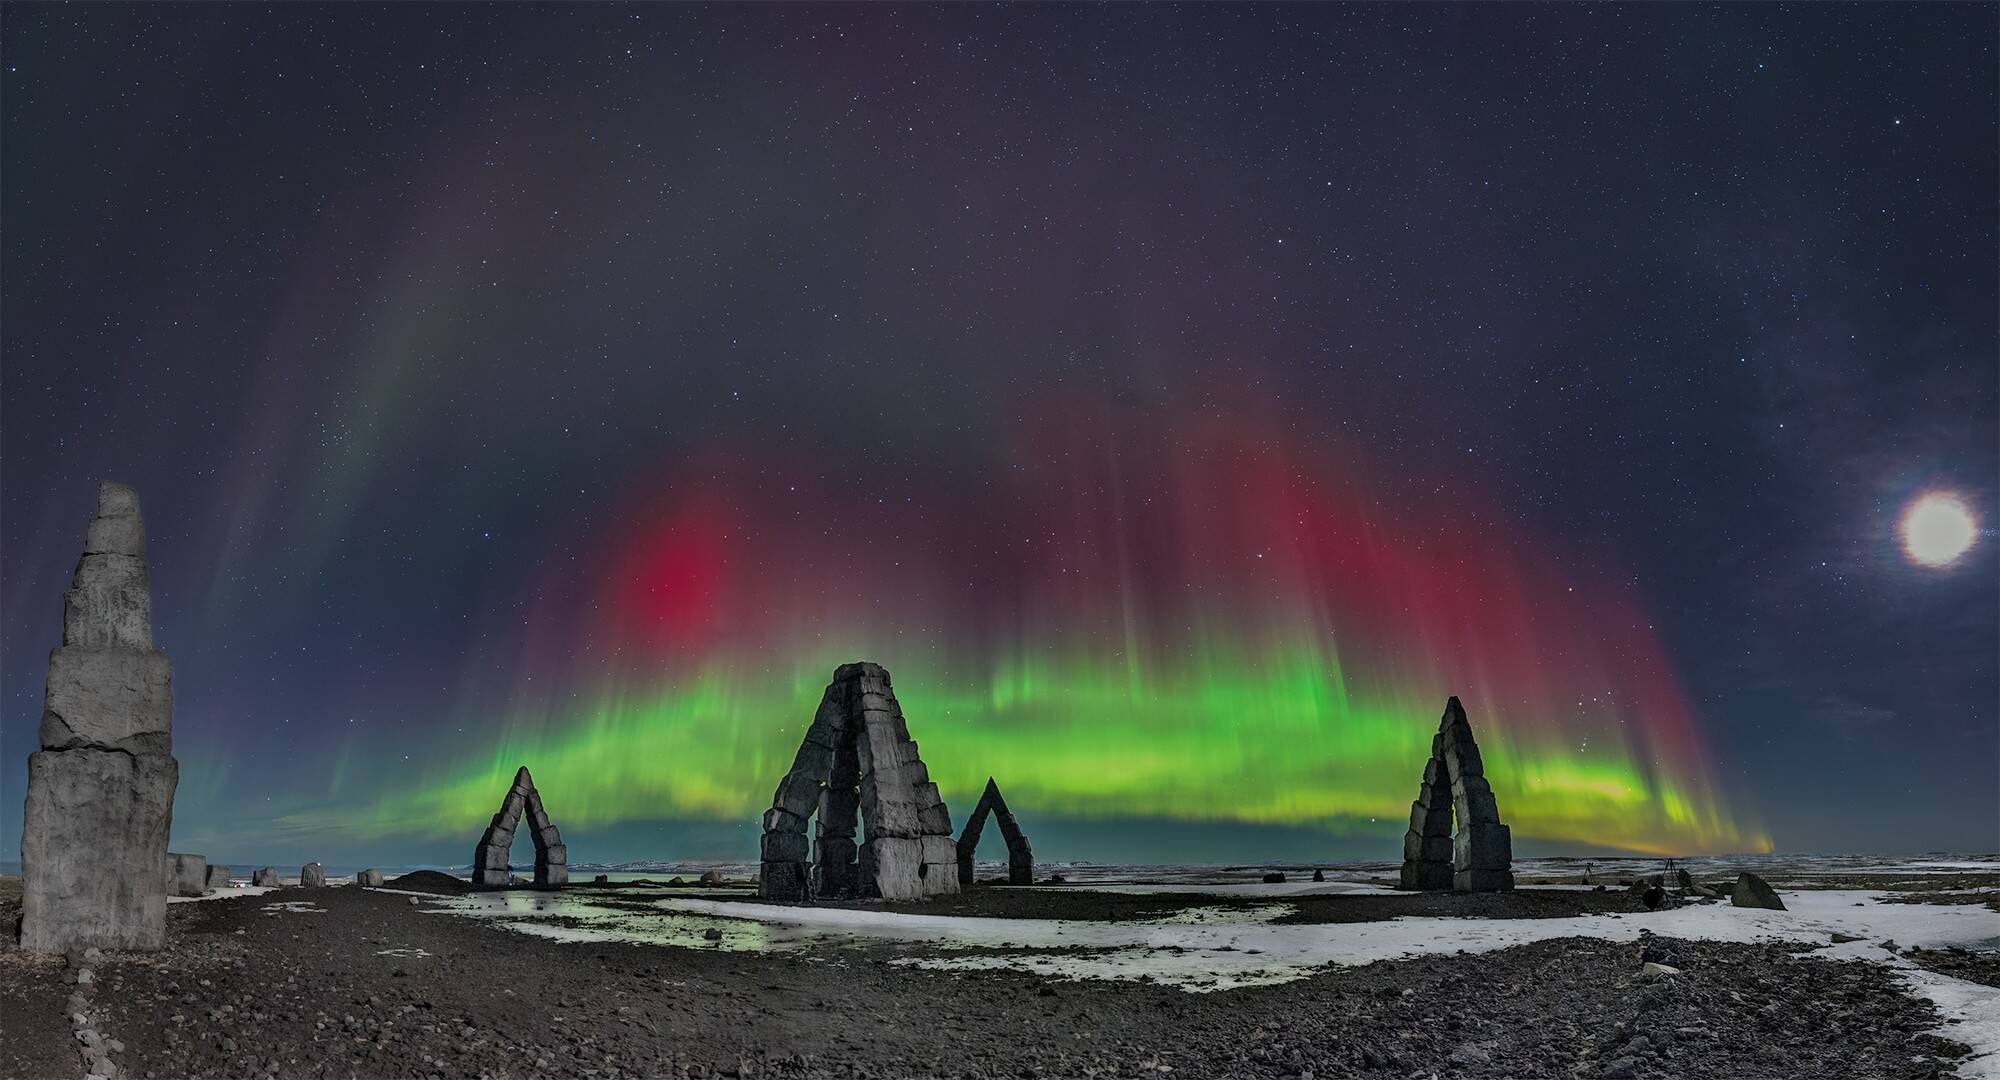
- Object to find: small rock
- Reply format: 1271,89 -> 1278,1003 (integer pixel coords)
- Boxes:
1641,962 -> 1680,978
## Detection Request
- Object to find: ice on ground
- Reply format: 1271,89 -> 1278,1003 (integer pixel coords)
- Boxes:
1037,880 -> 1399,898
168,885 -> 277,903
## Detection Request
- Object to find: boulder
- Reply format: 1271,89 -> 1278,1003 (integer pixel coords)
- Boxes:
1312,868 -> 1326,883
1731,871 -> 1786,911
300,863 -> 326,888
204,865 -> 232,891
18,483 -> 179,953
251,867 -> 280,888
164,853 -> 207,897
355,869 -> 384,887
1262,872 -> 1287,884
699,870 -> 724,886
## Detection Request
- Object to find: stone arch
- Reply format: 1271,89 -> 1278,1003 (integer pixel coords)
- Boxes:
956,777 -> 1033,885
759,662 -> 960,901
1398,697 -> 1513,892
472,766 -> 568,887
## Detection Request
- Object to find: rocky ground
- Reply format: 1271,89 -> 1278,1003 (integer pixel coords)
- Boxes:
0,881 -> 1982,1080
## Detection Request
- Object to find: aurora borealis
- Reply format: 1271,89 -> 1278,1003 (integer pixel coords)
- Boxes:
4,5 -> 1995,864
282,404 -> 1761,856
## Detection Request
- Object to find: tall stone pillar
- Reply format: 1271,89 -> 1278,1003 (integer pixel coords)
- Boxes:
19,482 -> 180,951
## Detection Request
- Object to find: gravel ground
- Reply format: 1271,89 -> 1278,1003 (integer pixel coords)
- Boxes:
0,883 -> 1979,1080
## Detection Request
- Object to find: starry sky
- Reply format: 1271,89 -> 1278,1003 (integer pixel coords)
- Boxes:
3,5 -> 1994,868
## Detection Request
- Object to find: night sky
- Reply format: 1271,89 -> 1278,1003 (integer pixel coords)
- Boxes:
3,5 -> 1994,868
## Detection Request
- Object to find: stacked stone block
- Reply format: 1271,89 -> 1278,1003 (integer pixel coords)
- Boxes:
1398,696 -> 1514,893
165,852 -> 209,897
20,483 -> 181,952
957,777 -> 1034,886
471,766 -> 568,887
759,662 -> 960,902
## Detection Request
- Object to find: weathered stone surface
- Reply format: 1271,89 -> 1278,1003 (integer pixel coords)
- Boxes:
866,837 -> 935,901
165,852 -> 208,897
1731,871 -> 1787,911
773,771 -> 824,818
1453,822 -> 1512,871
63,555 -> 153,649
859,793 -> 923,838
759,662 -> 958,902
762,830 -> 810,863
474,841 -> 512,872
300,862 -> 326,887
763,860 -> 808,898
83,509 -> 146,557
205,865 -> 232,891
470,766 -> 568,887
355,869 -> 384,887
1400,862 -> 1455,891
1452,780 -> 1501,824
40,648 -> 173,753
1403,830 -> 1452,864
19,484 -> 180,954
917,803 -> 953,834
252,867 -> 280,887
1397,696 -> 1512,893
763,807 -> 807,834
1454,867 -> 1515,891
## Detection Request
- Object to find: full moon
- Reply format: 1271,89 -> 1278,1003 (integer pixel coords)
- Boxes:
1899,492 -> 1978,568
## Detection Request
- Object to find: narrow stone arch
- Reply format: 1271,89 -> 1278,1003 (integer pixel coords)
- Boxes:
472,766 -> 568,887
1398,697 -> 1513,892
759,662 -> 960,901
957,777 -> 1033,885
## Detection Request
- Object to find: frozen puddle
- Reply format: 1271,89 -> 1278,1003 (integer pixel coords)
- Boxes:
260,901 -> 326,915
169,885 -> 278,904
424,887 -> 2000,1076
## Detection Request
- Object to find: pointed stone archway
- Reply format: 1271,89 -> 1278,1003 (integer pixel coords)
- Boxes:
472,766 -> 568,887
1398,697 -> 1513,892
759,662 -> 960,901
957,778 -> 1033,885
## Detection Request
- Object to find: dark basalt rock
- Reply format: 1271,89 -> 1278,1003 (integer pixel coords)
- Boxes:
470,766 -> 567,887
957,778 -> 1034,886
1397,697 -> 1513,893
1731,871 -> 1787,911
757,663 -> 959,902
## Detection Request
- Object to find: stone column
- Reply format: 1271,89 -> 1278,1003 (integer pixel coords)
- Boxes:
20,482 -> 180,952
